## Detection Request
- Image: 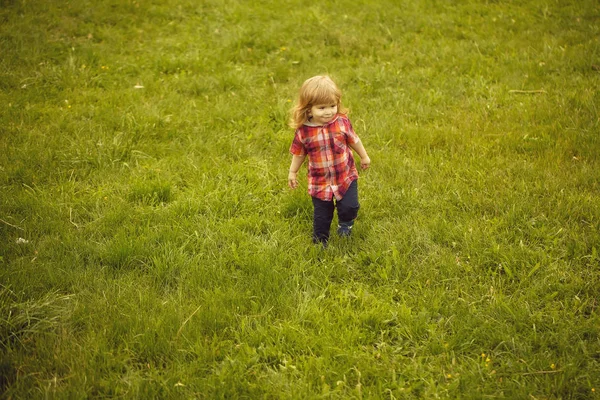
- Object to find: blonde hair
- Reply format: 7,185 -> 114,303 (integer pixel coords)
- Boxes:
289,75 -> 348,129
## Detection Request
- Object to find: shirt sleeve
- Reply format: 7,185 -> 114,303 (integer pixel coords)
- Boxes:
342,117 -> 359,144
289,129 -> 306,155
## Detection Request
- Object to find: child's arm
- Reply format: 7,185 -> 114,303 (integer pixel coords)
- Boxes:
288,154 -> 306,189
349,139 -> 371,170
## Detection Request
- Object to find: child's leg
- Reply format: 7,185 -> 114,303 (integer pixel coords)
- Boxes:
311,197 -> 335,244
336,180 -> 360,236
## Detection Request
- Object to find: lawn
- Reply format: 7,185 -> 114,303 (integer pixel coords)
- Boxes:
1,0 -> 599,398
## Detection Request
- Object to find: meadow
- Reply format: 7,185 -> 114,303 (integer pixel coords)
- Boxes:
1,0 -> 599,398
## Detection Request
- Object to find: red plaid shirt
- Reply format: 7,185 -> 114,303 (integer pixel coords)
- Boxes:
289,115 -> 359,201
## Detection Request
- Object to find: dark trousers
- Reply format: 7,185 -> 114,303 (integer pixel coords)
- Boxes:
311,180 -> 360,244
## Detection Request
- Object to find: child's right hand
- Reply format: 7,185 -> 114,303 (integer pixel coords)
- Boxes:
288,171 -> 299,189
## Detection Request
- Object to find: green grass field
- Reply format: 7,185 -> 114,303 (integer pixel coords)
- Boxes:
1,0 -> 599,398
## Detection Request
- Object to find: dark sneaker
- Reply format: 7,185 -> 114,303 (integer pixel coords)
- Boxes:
312,236 -> 329,248
337,222 -> 354,237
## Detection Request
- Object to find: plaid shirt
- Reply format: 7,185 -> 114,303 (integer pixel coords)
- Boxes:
289,115 -> 359,201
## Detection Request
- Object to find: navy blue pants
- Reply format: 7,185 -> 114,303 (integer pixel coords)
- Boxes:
311,180 -> 360,244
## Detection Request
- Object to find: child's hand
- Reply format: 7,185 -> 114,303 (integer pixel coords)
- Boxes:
360,156 -> 371,170
288,171 -> 299,189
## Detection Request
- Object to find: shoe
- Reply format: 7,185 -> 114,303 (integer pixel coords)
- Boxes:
312,236 -> 329,248
337,221 -> 354,237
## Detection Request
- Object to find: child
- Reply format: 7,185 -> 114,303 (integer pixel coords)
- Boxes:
288,75 -> 371,246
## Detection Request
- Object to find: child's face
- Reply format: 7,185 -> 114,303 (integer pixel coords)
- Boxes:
309,103 -> 338,125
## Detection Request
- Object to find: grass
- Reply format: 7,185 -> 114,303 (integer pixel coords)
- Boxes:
1,0 -> 599,398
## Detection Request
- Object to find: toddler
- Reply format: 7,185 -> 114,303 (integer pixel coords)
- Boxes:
288,75 -> 370,246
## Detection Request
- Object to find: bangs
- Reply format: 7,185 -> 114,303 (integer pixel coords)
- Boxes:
300,76 -> 342,106
309,86 -> 339,105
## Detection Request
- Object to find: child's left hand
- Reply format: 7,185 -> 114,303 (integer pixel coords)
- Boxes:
360,156 -> 371,170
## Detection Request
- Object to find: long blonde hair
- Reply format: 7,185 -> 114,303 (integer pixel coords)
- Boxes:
289,75 -> 348,129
